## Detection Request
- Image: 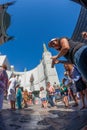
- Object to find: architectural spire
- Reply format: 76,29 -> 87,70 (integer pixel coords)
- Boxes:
24,67 -> 27,72
43,43 -> 48,52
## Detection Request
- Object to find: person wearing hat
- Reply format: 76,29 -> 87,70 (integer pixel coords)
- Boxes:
48,37 -> 87,81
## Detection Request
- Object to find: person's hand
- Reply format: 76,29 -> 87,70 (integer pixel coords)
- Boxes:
51,55 -> 58,60
52,59 -> 60,64
54,59 -> 60,64
51,59 -> 60,68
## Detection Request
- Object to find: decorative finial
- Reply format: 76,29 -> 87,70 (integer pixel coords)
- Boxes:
43,43 -> 48,52
24,68 -> 27,72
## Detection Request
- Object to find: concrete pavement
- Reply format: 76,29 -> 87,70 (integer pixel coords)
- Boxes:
0,100 -> 87,130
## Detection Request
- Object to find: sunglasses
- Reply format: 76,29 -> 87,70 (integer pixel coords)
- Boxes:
50,41 -> 58,47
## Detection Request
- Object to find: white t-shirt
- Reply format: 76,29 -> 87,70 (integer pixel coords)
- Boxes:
39,90 -> 46,98
8,77 -> 17,94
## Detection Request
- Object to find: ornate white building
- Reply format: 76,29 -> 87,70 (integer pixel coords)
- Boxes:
0,44 -> 59,91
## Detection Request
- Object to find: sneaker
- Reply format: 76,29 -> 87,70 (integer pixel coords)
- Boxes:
65,106 -> 70,109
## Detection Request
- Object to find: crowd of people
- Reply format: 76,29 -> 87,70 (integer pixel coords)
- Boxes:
0,63 -> 87,111
48,31 -> 87,110
0,69 -> 35,111
0,31 -> 87,111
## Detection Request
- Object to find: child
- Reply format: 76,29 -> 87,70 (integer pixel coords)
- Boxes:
39,87 -> 47,108
60,78 -> 69,108
23,89 -> 29,108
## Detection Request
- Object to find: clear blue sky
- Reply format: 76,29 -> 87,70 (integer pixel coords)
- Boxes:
0,0 -> 81,82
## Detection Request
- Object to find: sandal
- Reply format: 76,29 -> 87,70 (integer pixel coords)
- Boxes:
72,103 -> 78,107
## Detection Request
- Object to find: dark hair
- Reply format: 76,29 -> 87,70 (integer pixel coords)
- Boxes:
2,64 -> 7,70
40,87 -> 44,91
47,81 -> 50,84
48,38 -> 59,47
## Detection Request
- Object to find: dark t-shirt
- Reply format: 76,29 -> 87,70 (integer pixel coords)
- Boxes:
59,38 -> 86,63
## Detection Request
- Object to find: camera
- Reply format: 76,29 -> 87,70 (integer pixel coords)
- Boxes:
51,60 -> 54,68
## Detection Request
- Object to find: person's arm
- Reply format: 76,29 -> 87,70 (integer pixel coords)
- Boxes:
52,87 -> 55,92
57,38 -> 70,58
51,59 -> 70,68
39,92 -> 41,98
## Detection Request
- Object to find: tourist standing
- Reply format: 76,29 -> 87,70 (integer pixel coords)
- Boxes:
39,87 -> 47,108
46,82 -> 55,107
53,82 -> 59,104
7,74 -> 17,110
23,89 -> 29,108
60,78 -> 69,108
64,70 -> 78,107
0,64 -> 8,112
16,85 -> 22,109
64,63 -> 87,110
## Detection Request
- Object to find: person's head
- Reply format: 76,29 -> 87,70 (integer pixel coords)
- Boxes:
64,63 -> 73,72
25,89 -> 28,92
47,82 -> 51,87
2,64 -> 7,70
64,71 -> 69,77
20,87 -> 23,92
81,31 -> 87,39
40,87 -> 44,91
54,82 -> 56,84
16,83 -> 20,88
48,38 -> 61,50
62,78 -> 67,84
11,73 -> 16,78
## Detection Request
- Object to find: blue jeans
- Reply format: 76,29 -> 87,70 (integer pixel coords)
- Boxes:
49,95 -> 55,107
74,46 -> 87,81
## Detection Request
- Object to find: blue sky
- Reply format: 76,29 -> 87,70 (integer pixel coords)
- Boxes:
0,0 -> 81,82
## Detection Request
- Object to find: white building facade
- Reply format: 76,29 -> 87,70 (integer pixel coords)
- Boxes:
0,44 -> 60,91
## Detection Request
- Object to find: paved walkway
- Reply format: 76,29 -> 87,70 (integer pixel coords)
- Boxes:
0,100 -> 87,130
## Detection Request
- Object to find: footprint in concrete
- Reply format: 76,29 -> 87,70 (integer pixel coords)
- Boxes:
9,124 -> 21,129
19,116 -> 31,123
37,119 -> 49,125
